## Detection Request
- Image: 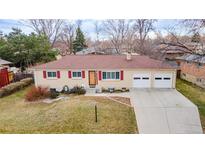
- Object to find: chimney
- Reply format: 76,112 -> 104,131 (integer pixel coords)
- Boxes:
126,52 -> 132,61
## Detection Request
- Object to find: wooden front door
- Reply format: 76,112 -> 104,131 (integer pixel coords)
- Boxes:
89,71 -> 97,87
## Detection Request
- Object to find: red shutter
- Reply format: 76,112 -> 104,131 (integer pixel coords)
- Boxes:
68,71 -> 72,78
43,71 -> 47,79
57,71 -> 60,78
82,70 -> 85,78
98,71 -> 102,80
120,70 -> 124,80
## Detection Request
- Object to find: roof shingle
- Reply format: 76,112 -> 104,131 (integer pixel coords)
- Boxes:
176,54 -> 205,64
33,55 -> 174,70
0,58 -> 12,65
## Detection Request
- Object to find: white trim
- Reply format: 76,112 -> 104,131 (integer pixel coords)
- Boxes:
34,71 -> 38,87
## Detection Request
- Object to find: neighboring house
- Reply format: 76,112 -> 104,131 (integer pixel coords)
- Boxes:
32,54 -> 177,91
0,58 -> 12,68
162,50 -> 185,61
76,47 -> 106,55
0,58 -> 16,85
176,54 -> 205,88
0,58 -> 12,88
76,47 -> 137,55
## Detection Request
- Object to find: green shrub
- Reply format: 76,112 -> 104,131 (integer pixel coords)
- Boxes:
0,82 -> 22,97
0,78 -> 33,98
0,89 -> 7,97
20,78 -> 33,85
70,86 -> 86,95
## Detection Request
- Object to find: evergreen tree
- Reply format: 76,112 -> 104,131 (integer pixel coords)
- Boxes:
0,28 -> 57,71
73,27 -> 86,53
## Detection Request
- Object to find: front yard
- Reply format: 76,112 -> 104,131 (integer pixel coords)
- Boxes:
0,86 -> 137,134
176,79 -> 205,133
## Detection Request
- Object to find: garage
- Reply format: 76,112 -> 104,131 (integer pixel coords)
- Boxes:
133,73 -> 151,88
153,73 -> 173,88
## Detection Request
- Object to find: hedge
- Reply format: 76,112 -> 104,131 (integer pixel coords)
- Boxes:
0,78 -> 33,98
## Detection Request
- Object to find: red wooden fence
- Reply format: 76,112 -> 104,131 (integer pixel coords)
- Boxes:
0,68 -> 9,88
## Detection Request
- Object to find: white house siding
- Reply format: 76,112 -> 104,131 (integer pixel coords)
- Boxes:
33,68 -> 176,90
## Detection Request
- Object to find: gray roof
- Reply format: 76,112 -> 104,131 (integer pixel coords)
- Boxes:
76,50 -> 106,55
176,54 -> 205,64
0,58 -> 12,65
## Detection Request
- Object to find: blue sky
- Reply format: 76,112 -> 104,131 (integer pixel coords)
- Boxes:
0,19 -> 179,39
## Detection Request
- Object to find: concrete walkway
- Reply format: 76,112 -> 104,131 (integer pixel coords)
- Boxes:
85,89 -> 203,134
130,89 -> 203,134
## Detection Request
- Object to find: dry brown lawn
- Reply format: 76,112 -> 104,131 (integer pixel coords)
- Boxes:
0,86 -> 137,134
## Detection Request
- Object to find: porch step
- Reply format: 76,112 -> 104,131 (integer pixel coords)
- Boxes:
86,88 -> 102,94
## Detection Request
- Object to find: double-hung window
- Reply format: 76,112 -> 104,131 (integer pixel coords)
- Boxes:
47,72 -> 57,78
102,71 -> 120,80
72,71 -> 82,78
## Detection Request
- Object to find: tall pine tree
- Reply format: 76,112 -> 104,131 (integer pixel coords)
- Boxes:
73,26 -> 86,54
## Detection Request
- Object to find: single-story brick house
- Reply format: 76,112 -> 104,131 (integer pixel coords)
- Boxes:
176,54 -> 205,88
32,54 -> 177,91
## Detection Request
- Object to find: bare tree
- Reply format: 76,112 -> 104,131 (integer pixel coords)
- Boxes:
102,19 -> 132,53
94,21 -> 101,41
93,21 -> 102,51
183,19 -> 205,33
60,20 -> 76,55
157,23 -> 205,55
25,19 -> 64,47
132,19 -> 156,54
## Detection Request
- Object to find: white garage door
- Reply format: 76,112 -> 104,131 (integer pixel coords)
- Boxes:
153,73 -> 173,88
133,73 -> 151,88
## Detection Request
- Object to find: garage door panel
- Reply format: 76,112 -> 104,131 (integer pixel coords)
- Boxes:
133,73 -> 151,88
154,73 -> 172,88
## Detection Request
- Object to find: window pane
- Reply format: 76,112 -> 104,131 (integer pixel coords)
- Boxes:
47,72 -> 56,77
73,72 -> 77,77
77,72 -> 81,77
155,77 -> 162,80
103,72 -> 106,79
72,72 -> 81,77
107,72 -> 111,79
111,72 -> 115,79
52,72 -> 56,77
163,77 -> 170,80
47,72 -> 51,77
116,72 -> 119,79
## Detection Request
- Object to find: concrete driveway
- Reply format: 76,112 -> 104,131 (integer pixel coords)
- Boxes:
130,89 -> 203,134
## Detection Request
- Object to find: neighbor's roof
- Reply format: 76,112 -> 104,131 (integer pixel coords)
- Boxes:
0,58 -> 12,65
162,50 -> 185,54
32,55 -> 175,70
176,54 -> 205,64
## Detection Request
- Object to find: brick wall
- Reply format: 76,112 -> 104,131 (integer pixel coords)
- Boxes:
180,61 -> 205,88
